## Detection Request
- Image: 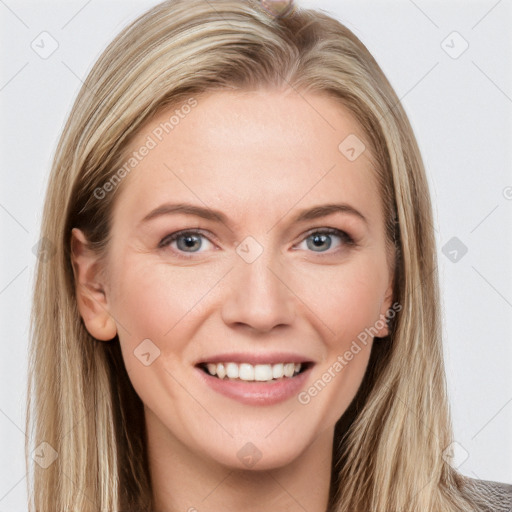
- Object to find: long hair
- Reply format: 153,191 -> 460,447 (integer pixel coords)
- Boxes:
26,1 -> 481,510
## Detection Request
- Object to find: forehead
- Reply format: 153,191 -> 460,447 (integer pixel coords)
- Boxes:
112,88 -> 382,230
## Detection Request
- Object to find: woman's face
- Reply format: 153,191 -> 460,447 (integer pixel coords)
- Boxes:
81,89 -> 394,470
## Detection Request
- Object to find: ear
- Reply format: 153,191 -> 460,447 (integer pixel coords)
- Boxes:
375,273 -> 395,338
70,228 -> 117,341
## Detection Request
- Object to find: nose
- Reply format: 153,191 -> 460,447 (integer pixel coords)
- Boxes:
221,250 -> 296,333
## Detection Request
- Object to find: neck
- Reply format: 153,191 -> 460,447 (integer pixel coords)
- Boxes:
146,409 -> 334,512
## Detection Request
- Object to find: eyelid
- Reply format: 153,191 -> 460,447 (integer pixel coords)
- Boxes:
299,226 -> 354,242
158,229 -> 218,252
293,227 -> 355,252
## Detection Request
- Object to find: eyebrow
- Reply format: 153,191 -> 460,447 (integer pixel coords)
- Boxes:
139,202 -> 367,227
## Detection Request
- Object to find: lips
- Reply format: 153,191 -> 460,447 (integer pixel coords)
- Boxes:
196,352 -> 313,381
194,352 -> 314,405
197,352 -> 311,365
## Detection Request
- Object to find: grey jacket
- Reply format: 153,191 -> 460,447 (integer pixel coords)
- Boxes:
463,478 -> 512,511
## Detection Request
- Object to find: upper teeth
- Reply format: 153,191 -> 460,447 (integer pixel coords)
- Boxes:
205,362 -> 302,381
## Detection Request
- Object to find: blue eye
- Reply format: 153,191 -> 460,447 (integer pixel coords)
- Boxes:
298,228 -> 354,253
158,230 -> 214,257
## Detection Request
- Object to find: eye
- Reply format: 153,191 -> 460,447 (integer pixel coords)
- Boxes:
158,229 -> 215,258
295,228 -> 355,254
158,227 -> 355,259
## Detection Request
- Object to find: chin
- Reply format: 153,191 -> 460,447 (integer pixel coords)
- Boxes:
206,439 -> 309,472
186,418 -> 319,473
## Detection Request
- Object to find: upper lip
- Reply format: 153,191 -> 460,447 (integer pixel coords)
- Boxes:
196,352 -> 315,366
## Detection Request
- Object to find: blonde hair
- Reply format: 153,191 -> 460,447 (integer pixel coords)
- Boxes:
26,1 -> 482,510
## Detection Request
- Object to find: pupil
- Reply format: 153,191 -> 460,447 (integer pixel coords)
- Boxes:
309,234 -> 331,251
179,235 -> 200,251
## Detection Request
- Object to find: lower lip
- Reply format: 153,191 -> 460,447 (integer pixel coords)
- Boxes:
195,366 -> 313,406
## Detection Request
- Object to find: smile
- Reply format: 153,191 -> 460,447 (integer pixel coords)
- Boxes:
195,355 -> 314,405
202,362 -> 303,382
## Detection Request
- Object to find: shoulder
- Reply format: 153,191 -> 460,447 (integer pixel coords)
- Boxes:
460,477 -> 512,512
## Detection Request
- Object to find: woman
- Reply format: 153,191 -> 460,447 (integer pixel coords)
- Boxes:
26,0 -> 512,511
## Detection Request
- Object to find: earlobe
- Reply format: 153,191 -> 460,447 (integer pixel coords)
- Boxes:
376,278 -> 395,338
70,228 -> 117,341
375,312 -> 390,338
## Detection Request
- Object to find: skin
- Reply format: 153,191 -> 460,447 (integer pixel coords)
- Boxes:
71,88 -> 395,512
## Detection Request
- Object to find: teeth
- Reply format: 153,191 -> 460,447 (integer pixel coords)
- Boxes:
204,362 -> 303,381
284,363 -> 295,377
272,363 -> 284,379
216,363 -> 226,379
254,364 -> 273,381
226,362 -> 239,379
239,363 -> 254,381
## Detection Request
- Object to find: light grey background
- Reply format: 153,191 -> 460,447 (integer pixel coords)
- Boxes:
1,0 -> 511,508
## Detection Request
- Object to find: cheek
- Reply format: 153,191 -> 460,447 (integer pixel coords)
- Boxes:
106,255 -> 234,397
108,255 -> 224,343
298,256 -> 389,345
295,261 -> 385,427
106,256 -> 214,407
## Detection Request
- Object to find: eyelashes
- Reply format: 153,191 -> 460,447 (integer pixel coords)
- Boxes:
158,228 -> 356,260
297,227 -> 355,252
158,230 -> 215,255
